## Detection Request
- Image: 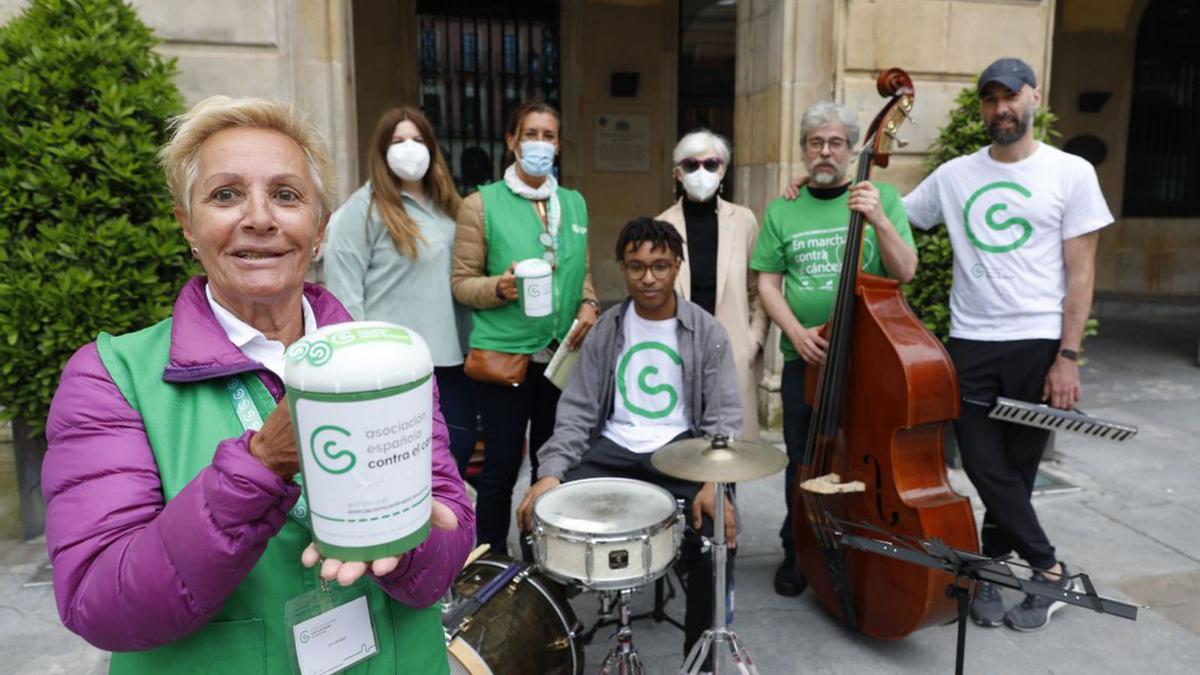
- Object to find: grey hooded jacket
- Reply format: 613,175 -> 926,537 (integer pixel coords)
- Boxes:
536,293 -> 743,481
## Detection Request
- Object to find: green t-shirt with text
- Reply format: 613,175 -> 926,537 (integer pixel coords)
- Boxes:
750,182 -> 914,361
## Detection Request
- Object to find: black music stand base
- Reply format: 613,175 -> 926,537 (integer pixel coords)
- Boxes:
834,518 -> 1138,675
947,579 -> 971,675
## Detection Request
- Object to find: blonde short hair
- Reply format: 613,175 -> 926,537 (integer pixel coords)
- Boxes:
158,96 -> 335,218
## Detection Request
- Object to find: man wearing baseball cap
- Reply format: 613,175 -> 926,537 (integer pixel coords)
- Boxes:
903,57 -> 1113,632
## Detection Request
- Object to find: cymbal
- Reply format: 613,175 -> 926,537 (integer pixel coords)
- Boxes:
651,434 -> 787,482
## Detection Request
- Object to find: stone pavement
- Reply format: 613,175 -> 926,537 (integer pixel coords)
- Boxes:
1,301 -> 1197,674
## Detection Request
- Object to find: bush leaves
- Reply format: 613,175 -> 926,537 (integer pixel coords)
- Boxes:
0,0 -> 192,435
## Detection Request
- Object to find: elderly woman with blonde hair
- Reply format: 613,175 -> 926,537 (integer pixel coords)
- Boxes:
41,96 -> 473,674
656,128 -> 768,438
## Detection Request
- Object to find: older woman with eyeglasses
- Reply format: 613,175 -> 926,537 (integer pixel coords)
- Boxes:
656,129 -> 768,439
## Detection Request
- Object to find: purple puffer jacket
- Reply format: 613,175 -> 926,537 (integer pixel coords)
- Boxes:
43,277 -> 475,651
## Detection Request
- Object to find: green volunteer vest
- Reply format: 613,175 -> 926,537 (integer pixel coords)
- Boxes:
95,319 -> 448,675
470,180 -> 589,353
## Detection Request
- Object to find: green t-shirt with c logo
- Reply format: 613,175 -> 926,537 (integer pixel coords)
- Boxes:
750,182 -> 914,361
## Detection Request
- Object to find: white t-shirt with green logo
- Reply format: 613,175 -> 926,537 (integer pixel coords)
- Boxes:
601,305 -> 690,454
904,142 -> 1112,341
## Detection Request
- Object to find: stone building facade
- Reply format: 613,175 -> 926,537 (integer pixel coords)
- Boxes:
3,0 -> 1195,425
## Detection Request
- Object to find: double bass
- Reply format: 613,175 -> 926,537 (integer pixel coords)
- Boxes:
791,68 -> 979,639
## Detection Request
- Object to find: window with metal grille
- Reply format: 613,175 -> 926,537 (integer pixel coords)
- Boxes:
1122,0 -> 1200,217
417,1 -> 560,195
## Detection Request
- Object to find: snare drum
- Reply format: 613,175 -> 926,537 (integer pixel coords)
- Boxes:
532,477 -> 684,590
444,556 -> 583,675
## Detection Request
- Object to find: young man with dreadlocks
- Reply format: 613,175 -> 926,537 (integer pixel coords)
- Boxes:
517,217 -> 743,665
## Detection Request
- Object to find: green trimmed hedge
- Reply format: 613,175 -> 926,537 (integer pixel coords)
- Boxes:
0,0 -> 191,435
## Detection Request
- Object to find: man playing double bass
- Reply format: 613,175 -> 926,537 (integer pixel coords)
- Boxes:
756,100 -> 918,598
903,58 -> 1113,632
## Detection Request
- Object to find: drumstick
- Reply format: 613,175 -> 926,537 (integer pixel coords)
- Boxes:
463,544 -> 491,569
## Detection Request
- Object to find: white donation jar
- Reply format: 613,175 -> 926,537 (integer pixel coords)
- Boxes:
284,321 -> 434,561
515,258 -> 554,318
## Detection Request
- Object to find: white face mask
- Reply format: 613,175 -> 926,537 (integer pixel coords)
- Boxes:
681,167 -> 721,201
386,140 -> 431,182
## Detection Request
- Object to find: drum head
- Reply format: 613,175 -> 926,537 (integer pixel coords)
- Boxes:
535,478 -> 677,534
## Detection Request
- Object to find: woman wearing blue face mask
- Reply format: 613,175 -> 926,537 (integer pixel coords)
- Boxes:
452,100 -> 599,554
656,128 -> 768,439
324,107 -> 478,474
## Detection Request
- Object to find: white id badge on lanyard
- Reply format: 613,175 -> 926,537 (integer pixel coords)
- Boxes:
284,578 -> 379,675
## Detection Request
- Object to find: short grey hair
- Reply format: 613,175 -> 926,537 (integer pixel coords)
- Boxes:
672,128 -> 731,165
800,101 -> 861,148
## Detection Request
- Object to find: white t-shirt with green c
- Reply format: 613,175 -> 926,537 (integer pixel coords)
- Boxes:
903,142 -> 1113,341
600,305 -> 690,454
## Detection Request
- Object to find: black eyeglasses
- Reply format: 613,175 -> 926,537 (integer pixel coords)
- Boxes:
622,260 -> 677,279
679,157 -> 723,174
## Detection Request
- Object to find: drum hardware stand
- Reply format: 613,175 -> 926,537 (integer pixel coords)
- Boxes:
580,572 -> 686,645
830,516 -> 1139,675
598,588 -> 646,675
681,477 -> 759,675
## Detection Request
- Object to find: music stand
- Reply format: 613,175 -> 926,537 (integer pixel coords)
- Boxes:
829,516 -> 1139,675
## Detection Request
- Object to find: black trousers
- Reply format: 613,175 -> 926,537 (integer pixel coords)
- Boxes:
779,359 -> 813,558
948,338 -> 1059,570
564,433 -> 733,663
434,364 -> 478,478
474,360 -> 560,555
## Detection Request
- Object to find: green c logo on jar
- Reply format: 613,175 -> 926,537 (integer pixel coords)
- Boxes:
309,425 -> 357,474
962,181 -> 1033,253
617,341 -> 681,419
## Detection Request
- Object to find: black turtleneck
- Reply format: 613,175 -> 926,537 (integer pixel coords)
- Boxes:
682,196 -> 719,315
806,183 -> 850,200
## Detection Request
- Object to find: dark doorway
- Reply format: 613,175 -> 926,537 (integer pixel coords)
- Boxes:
1122,0 -> 1200,217
678,0 -> 737,199
417,0 -> 560,195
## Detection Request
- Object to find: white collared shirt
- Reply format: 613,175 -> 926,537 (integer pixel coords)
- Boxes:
206,284 -> 318,379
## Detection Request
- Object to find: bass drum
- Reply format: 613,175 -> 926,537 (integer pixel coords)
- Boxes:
446,555 -> 583,675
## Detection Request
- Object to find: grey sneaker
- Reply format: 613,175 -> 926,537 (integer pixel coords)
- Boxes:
1005,564 -> 1078,632
970,580 -> 1005,627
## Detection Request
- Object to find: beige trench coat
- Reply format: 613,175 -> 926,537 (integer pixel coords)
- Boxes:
656,197 -> 769,439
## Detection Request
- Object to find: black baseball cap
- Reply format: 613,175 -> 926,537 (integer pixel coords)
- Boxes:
978,58 -> 1037,96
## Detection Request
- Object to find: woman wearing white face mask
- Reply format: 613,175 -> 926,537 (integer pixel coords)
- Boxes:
656,129 -> 768,439
452,100 -> 599,555
324,107 -> 478,473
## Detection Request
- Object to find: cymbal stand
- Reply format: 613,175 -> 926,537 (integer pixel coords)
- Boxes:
681,480 -> 759,675
599,588 -> 645,675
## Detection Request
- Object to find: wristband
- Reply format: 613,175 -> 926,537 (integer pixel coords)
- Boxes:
495,280 -> 506,301
1059,348 -> 1079,361
582,298 -> 600,311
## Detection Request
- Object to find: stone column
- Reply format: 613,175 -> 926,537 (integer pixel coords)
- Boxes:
734,0 -> 838,431
283,0 -> 359,201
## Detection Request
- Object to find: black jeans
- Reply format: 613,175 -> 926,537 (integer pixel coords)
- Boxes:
779,359 -> 814,558
473,360 -> 560,555
564,433 -> 733,664
948,338 -> 1059,570
434,364 -> 478,478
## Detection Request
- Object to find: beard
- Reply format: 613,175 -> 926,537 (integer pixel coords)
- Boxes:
807,161 -> 847,186
987,107 -> 1033,146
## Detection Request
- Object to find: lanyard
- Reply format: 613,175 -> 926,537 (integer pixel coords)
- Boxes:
224,376 -> 310,528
